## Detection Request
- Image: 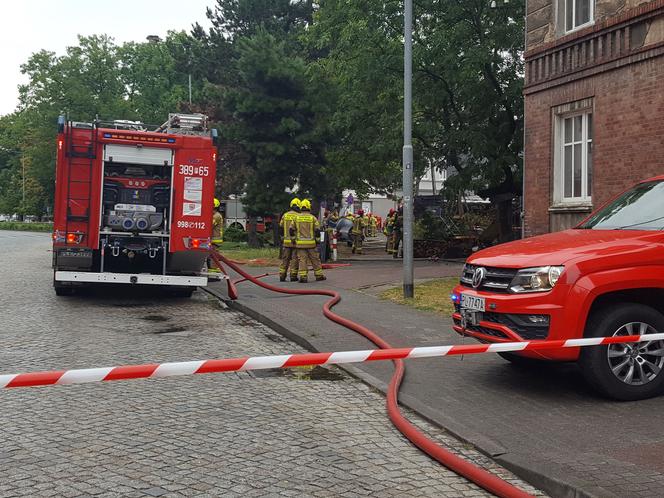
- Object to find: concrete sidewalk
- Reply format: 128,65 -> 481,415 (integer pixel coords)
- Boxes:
207,260 -> 664,498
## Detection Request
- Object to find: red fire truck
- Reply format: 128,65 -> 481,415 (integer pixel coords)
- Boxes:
52,113 -> 218,297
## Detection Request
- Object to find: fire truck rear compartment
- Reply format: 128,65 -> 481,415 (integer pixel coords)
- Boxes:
98,147 -> 173,274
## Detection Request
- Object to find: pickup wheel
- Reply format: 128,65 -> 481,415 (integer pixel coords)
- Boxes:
579,303 -> 664,401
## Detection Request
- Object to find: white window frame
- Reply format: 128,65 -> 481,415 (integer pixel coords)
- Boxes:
564,0 -> 594,33
553,110 -> 593,205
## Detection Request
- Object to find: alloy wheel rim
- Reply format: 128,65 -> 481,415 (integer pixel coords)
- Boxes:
607,322 -> 664,386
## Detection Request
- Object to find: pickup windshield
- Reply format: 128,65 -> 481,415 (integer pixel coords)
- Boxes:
580,180 -> 664,230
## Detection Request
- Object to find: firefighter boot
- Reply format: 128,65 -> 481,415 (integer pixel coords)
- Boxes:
316,275 -> 327,281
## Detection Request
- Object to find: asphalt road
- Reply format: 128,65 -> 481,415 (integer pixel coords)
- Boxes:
209,260 -> 664,498
0,231 -> 541,497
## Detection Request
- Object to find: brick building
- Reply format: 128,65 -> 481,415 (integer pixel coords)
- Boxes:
524,0 -> 664,235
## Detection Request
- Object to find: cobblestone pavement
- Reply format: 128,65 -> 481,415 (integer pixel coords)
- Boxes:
0,231 -> 543,497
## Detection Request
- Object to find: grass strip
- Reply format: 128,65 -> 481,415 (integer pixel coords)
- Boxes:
379,277 -> 459,316
0,222 -> 53,233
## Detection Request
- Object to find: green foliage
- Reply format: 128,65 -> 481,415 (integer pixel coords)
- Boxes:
414,212 -> 449,241
309,0 -> 525,199
196,0 -> 338,217
223,225 -> 248,242
0,221 -> 53,232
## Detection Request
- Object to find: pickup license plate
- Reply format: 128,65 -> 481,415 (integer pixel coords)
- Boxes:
460,294 -> 485,312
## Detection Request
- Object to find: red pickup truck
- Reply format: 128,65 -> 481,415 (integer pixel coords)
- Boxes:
452,176 -> 664,400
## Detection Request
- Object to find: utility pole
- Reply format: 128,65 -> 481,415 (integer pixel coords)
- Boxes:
21,156 -> 25,207
402,0 -> 414,298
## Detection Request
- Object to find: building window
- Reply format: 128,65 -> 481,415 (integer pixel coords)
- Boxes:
565,0 -> 593,32
555,112 -> 593,203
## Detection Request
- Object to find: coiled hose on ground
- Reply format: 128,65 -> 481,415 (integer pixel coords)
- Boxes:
210,252 -> 533,498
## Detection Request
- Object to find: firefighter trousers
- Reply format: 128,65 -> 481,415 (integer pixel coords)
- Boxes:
208,242 -> 223,272
392,232 -> 402,258
352,234 -> 363,254
297,248 -> 324,282
385,231 -> 394,253
279,247 -> 299,279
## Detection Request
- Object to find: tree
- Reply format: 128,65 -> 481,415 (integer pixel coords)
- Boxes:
309,0 -> 525,240
193,0 -> 335,245
224,28 -> 332,245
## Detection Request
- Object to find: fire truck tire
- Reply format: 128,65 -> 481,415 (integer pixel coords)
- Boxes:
580,303 -> 664,401
172,287 -> 195,298
53,279 -> 74,296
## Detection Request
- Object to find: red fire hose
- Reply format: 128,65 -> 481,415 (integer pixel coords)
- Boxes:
210,252 -> 533,498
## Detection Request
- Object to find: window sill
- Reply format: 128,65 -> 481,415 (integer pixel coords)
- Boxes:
564,20 -> 595,36
549,203 -> 593,213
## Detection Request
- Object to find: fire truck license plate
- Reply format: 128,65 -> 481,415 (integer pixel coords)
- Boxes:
460,294 -> 485,312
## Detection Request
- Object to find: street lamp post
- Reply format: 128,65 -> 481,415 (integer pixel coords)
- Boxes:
402,0 -> 414,299
21,156 -> 25,207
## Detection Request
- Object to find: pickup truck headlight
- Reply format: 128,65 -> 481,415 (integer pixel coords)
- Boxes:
509,266 -> 564,293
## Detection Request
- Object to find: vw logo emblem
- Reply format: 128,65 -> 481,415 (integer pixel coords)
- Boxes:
472,267 -> 486,289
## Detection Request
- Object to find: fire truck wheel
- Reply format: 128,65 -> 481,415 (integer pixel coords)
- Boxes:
53,281 -> 74,296
580,303 -> 664,401
172,287 -> 195,298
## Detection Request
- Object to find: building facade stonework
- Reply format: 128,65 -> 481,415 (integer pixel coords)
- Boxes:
524,0 -> 664,235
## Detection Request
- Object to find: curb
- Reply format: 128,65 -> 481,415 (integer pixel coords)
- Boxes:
201,285 -> 602,498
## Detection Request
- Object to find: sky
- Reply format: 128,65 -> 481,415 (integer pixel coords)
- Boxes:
0,0 -> 214,116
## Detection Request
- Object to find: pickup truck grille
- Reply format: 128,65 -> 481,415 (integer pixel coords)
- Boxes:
460,265 -> 518,293
483,313 -> 550,340
454,308 -> 550,341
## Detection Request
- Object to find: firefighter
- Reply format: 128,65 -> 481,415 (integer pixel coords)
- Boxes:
279,198 -> 301,282
385,208 -> 396,254
392,206 -> 404,258
369,213 -> 378,237
352,209 -> 366,254
296,199 -> 325,282
208,198 -> 224,273
362,211 -> 371,238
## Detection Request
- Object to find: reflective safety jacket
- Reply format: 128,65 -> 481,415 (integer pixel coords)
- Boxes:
384,214 -> 395,235
352,215 -> 366,235
370,216 -> 377,227
279,209 -> 299,248
295,212 -> 320,248
212,211 -> 224,244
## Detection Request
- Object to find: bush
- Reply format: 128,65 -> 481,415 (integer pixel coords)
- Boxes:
224,225 -> 247,242
0,221 -> 53,232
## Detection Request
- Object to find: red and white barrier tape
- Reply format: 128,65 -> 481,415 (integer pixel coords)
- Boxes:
2,333 -> 663,389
